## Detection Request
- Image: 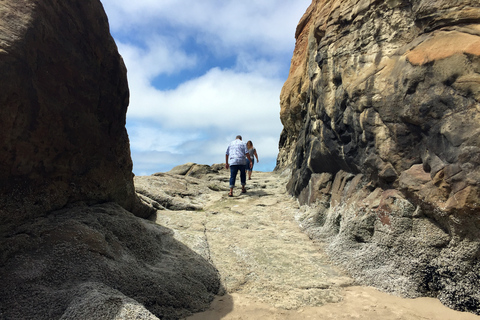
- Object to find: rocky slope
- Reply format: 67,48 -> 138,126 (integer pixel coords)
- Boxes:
277,0 -> 480,314
140,165 -> 480,320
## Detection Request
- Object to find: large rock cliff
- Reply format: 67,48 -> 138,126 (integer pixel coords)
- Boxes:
278,0 -> 480,314
0,1 -> 220,319
0,0 -> 141,226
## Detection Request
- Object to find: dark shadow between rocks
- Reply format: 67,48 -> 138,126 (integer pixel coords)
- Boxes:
0,202 -> 223,320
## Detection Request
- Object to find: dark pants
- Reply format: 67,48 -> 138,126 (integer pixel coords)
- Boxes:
229,165 -> 246,188
246,158 -> 254,171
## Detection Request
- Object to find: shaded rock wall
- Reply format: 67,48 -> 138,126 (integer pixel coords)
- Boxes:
278,0 -> 480,314
0,1 -> 221,319
0,0 -> 138,225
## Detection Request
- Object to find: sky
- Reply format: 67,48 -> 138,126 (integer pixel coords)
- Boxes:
99,0 -> 311,176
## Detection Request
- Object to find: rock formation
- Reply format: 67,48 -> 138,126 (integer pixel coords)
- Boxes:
0,1 -> 220,319
0,202 -> 222,320
141,165 -> 480,320
0,0 -> 142,226
277,0 -> 480,314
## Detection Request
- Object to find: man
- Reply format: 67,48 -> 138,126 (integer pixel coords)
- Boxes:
225,135 -> 252,197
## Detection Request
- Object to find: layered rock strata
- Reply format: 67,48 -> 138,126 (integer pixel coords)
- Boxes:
278,0 -> 480,314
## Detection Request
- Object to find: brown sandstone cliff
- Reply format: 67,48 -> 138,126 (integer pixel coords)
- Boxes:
0,0 -> 139,226
0,1 -> 220,319
278,0 -> 480,314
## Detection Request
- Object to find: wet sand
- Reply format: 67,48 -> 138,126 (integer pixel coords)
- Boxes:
188,288 -> 480,320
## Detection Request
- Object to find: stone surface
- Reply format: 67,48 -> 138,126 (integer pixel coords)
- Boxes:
277,0 -> 480,315
0,2 -> 216,319
4,158 -> 478,319
167,163 -> 220,177
0,202 -> 221,320
144,168 -> 355,309
0,0 -> 144,226
132,167 -> 480,320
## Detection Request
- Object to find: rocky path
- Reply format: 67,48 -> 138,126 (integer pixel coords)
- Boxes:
138,170 -> 480,320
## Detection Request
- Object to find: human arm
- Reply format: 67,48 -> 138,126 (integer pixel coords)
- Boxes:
254,149 -> 259,163
225,154 -> 229,169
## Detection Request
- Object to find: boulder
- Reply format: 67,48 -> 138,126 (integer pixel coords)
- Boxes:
167,163 -> 219,178
0,203 -> 221,320
0,0 -> 143,226
0,1 -> 220,319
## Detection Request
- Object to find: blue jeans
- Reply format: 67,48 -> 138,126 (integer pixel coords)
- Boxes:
246,158 -> 254,171
229,165 -> 246,188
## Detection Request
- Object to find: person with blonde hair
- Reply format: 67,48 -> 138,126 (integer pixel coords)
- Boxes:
245,140 -> 259,180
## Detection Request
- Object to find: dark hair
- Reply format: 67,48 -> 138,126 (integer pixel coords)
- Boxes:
236,135 -> 242,140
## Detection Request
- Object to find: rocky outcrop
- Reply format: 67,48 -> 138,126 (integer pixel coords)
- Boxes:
0,0 -> 144,226
278,0 -> 480,314
0,202 -> 221,320
0,1 -> 220,319
132,167 -> 479,320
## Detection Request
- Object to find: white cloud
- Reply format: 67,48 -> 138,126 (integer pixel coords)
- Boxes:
125,67 -> 284,173
117,38 -> 197,83
126,67 -> 283,131
127,126 -> 201,153
129,134 -> 280,176
102,0 -> 310,53
98,0 -> 311,174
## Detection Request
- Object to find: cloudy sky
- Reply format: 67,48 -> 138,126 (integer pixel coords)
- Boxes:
99,0 -> 311,176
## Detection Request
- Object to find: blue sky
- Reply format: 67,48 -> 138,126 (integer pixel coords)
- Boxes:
99,0 -> 311,176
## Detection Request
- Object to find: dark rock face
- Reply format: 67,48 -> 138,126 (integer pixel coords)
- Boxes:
0,1 -> 221,319
0,203 -> 221,320
0,0 -> 137,225
278,0 -> 480,314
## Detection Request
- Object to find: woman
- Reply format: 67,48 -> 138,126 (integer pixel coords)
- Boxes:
245,140 -> 259,180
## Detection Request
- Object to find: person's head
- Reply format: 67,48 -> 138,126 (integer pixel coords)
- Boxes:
236,135 -> 242,140
247,140 -> 253,148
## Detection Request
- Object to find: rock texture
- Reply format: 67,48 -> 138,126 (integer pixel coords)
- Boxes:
132,165 -> 480,320
138,165 -> 353,310
0,202 -> 221,320
277,0 -> 480,314
0,0 -> 143,226
0,2 -> 219,319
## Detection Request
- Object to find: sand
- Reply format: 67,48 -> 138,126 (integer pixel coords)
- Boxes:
188,288 -> 480,320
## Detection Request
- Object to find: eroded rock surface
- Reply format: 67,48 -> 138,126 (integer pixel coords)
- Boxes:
0,1 -> 219,319
0,202 -> 221,320
0,0 -> 142,226
135,165 -> 480,320
277,0 -> 480,314
138,166 -> 354,309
